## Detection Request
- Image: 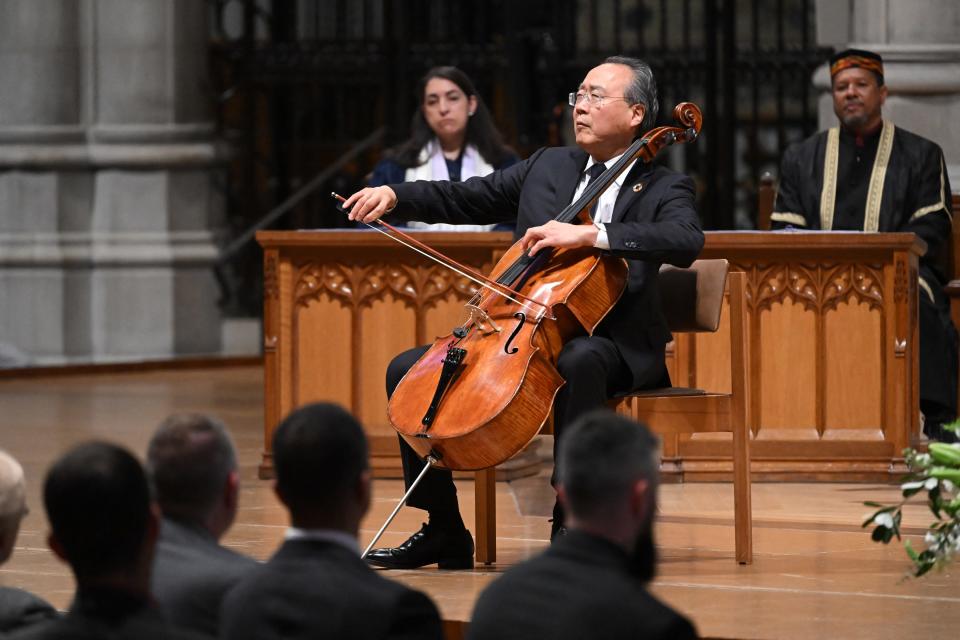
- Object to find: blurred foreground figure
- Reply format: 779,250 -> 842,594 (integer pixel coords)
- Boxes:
0,449 -> 57,634
147,414 -> 257,636
220,403 -> 443,640
468,410 -> 698,640
9,442 -> 205,639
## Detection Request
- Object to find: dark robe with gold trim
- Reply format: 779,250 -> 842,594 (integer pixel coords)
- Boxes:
772,120 -> 957,431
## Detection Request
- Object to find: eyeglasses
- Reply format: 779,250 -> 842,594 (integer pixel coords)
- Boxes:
568,92 -> 630,108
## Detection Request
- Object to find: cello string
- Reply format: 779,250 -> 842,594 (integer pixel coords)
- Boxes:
333,192 -> 550,312
358,220 -> 542,314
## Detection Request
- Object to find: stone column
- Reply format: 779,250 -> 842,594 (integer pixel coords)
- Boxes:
815,0 -> 960,190
0,0 -> 224,365
0,0 -> 83,364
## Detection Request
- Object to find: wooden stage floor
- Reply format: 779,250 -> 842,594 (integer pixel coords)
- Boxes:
1,365 -> 958,639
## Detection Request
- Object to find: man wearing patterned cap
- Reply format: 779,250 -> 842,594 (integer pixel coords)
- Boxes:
772,48 -> 957,441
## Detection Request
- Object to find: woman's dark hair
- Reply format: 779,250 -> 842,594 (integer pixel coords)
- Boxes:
388,66 -> 513,168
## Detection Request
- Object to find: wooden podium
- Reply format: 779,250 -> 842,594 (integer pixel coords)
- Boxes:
668,231 -> 924,481
257,229 -> 923,482
258,229 -> 514,478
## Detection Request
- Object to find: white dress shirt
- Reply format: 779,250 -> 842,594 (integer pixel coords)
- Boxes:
570,152 -> 637,250
285,526 -> 360,555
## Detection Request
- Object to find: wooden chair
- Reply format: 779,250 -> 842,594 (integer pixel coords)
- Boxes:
611,260 -> 752,564
474,259 -> 753,565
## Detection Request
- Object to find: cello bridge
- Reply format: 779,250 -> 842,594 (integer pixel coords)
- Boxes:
464,304 -> 502,335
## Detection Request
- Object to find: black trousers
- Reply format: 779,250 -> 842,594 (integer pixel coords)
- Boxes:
386,334 -> 665,517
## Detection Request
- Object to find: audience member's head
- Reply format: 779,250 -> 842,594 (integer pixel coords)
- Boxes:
557,410 -> 660,579
272,403 -> 370,534
0,449 -> 28,565
147,413 -> 239,539
43,442 -> 157,588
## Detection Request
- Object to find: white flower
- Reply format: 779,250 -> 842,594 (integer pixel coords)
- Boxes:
873,512 -> 895,528
925,477 -> 939,490
925,531 -> 939,546
901,480 -> 926,491
915,453 -> 933,466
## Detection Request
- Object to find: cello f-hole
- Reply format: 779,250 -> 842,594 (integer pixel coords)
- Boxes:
504,312 -> 526,354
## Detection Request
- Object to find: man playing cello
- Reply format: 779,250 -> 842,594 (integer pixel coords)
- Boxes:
344,56 -> 704,569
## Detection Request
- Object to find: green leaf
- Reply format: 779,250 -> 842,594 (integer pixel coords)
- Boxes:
929,488 -> 943,519
905,540 -> 919,561
941,418 -> 960,434
861,506 -> 898,528
902,485 -> 926,498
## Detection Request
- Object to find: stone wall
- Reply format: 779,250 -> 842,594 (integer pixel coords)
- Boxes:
0,0 -> 224,365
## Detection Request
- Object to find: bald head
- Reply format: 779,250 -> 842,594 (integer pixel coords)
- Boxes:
0,449 -> 27,564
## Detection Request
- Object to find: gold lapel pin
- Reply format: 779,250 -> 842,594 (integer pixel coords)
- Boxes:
632,183 -> 644,193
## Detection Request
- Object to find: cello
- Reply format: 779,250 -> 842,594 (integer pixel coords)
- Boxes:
338,102 -> 702,555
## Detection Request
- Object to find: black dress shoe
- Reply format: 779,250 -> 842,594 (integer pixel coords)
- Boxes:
365,523 -> 474,570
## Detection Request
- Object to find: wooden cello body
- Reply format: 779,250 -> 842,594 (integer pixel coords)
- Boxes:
388,239 -> 628,470
387,103 -> 703,471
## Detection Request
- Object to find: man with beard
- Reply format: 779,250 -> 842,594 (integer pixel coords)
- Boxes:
771,48 -> 957,442
466,410 -> 697,640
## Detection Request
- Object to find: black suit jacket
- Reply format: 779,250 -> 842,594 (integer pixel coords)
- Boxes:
0,587 -> 58,634
391,146 -> 704,388
5,587 -> 208,640
150,517 -> 258,636
219,539 -> 443,640
467,530 -> 698,640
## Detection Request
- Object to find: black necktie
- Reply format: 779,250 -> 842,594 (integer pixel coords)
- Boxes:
585,163 -> 607,219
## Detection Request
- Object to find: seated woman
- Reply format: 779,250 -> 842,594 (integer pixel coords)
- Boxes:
369,66 -> 518,231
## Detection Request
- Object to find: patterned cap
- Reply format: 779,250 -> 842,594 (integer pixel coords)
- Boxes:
830,48 -> 884,84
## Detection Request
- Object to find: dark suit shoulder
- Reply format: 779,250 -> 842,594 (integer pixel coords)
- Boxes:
642,164 -> 696,194
469,535 -> 696,640
150,519 -> 257,636
155,519 -> 257,570
0,587 -> 58,634
5,608 -> 209,640
221,541 -> 442,640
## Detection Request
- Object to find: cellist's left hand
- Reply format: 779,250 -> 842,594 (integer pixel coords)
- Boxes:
521,221 -> 599,256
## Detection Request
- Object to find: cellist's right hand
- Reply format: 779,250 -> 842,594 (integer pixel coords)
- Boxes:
343,186 -> 397,225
